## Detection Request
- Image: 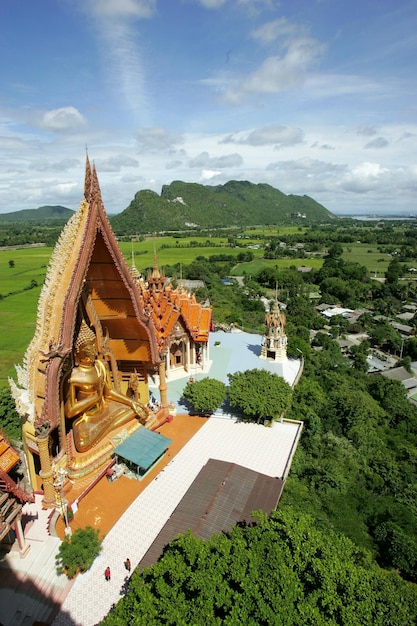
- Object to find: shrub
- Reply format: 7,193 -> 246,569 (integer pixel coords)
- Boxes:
56,526 -> 103,579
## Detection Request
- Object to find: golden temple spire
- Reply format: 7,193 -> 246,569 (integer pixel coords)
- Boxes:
84,151 -> 92,200
130,238 -> 141,281
90,162 -> 103,207
151,240 -> 161,280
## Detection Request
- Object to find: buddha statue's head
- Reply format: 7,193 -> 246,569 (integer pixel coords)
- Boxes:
74,320 -> 97,366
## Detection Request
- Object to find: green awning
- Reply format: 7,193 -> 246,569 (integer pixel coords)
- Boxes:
114,428 -> 172,473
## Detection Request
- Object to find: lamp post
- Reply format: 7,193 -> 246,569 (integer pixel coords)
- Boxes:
53,465 -> 72,538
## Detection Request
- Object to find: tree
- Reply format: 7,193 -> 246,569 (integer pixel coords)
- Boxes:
8,259 -> 14,268
182,377 -> 227,415
227,368 -> 292,423
0,387 -> 22,441
56,526 -> 102,579
101,508 -> 417,626
327,242 -> 343,259
385,256 -> 403,285
369,321 -> 402,353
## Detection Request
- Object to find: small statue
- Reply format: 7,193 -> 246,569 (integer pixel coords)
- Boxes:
127,370 -> 141,402
64,321 -> 149,452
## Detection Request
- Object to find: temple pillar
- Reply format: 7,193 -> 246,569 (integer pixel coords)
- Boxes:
158,360 -> 168,408
14,515 -> 30,558
22,423 -> 37,491
37,432 -> 56,508
165,350 -> 170,378
186,340 -> 190,372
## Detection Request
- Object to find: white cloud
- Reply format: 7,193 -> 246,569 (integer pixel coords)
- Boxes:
266,157 -> 345,176
194,0 -> 274,8
96,155 -> 139,172
364,137 -> 389,149
237,0 -> 277,12
223,37 -> 325,104
166,160 -> 183,170
311,142 -> 335,151
223,125 -> 304,146
36,107 -> 87,133
196,0 -> 228,7
85,0 -> 156,18
136,127 -> 184,151
189,151 -> 243,168
356,127 -> 377,137
341,162 -> 390,193
251,18 -> 304,44
29,158 -> 80,172
81,0 -> 156,126
201,168 -> 222,179
56,181 -> 79,195
304,74 -> 380,99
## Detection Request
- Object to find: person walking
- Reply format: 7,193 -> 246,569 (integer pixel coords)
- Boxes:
105,566 -> 111,581
124,558 -> 131,572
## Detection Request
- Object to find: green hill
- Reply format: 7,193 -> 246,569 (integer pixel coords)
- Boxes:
110,180 -> 335,234
0,205 -> 74,223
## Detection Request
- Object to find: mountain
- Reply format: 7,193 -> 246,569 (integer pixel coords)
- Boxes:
0,205 -> 74,223
110,180 -> 335,234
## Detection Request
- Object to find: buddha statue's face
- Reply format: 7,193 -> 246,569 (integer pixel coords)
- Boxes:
76,341 -> 97,366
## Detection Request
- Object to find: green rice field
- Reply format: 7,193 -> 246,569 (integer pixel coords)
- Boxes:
341,244 -> 391,277
0,236 -> 393,388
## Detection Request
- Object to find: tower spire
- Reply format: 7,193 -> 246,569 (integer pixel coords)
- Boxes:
84,150 -> 92,200
151,240 -> 161,280
90,161 -> 104,209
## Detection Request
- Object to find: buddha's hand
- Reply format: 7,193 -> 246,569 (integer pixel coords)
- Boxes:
131,400 -> 146,416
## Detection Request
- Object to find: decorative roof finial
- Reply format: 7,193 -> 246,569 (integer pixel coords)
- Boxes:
151,240 -> 161,279
84,150 -> 92,200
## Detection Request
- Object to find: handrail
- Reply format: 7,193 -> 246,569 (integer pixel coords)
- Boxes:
0,469 -> 35,503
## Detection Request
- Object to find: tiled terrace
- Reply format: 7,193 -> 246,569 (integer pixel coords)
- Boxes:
53,416 -> 302,626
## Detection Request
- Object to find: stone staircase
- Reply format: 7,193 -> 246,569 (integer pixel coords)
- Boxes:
0,494 -> 73,626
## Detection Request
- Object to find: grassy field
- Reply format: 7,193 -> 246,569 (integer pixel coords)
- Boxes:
0,248 -> 52,386
118,236 -> 237,273
341,244 -> 392,277
239,226 -> 307,237
0,286 -> 41,386
230,256 -> 323,277
0,237 -> 392,388
0,247 -> 52,295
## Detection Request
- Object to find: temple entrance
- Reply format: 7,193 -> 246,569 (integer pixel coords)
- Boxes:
170,341 -> 187,370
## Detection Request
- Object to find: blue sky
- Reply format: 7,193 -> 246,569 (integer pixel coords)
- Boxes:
1,0 -> 416,216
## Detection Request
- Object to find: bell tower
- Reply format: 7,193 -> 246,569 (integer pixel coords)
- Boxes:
260,296 -> 288,362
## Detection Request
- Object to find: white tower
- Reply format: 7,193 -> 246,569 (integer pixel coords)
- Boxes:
260,297 -> 288,362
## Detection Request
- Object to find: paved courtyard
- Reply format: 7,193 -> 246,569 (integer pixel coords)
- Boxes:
1,331 -> 303,625
53,416 -> 302,626
152,330 -> 302,411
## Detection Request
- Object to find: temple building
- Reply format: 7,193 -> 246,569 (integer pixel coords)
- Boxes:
0,434 -> 33,557
260,297 -> 288,362
133,250 -> 211,380
9,156 -> 211,511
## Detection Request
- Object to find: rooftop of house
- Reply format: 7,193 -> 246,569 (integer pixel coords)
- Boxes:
381,366 -> 417,390
150,330 -> 301,412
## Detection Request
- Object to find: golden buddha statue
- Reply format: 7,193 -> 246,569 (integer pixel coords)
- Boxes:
65,321 -> 150,453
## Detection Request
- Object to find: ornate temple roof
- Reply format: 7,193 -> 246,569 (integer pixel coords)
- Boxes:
0,435 -> 19,473
135,259 -> 212,352
12,156 -> 160,430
